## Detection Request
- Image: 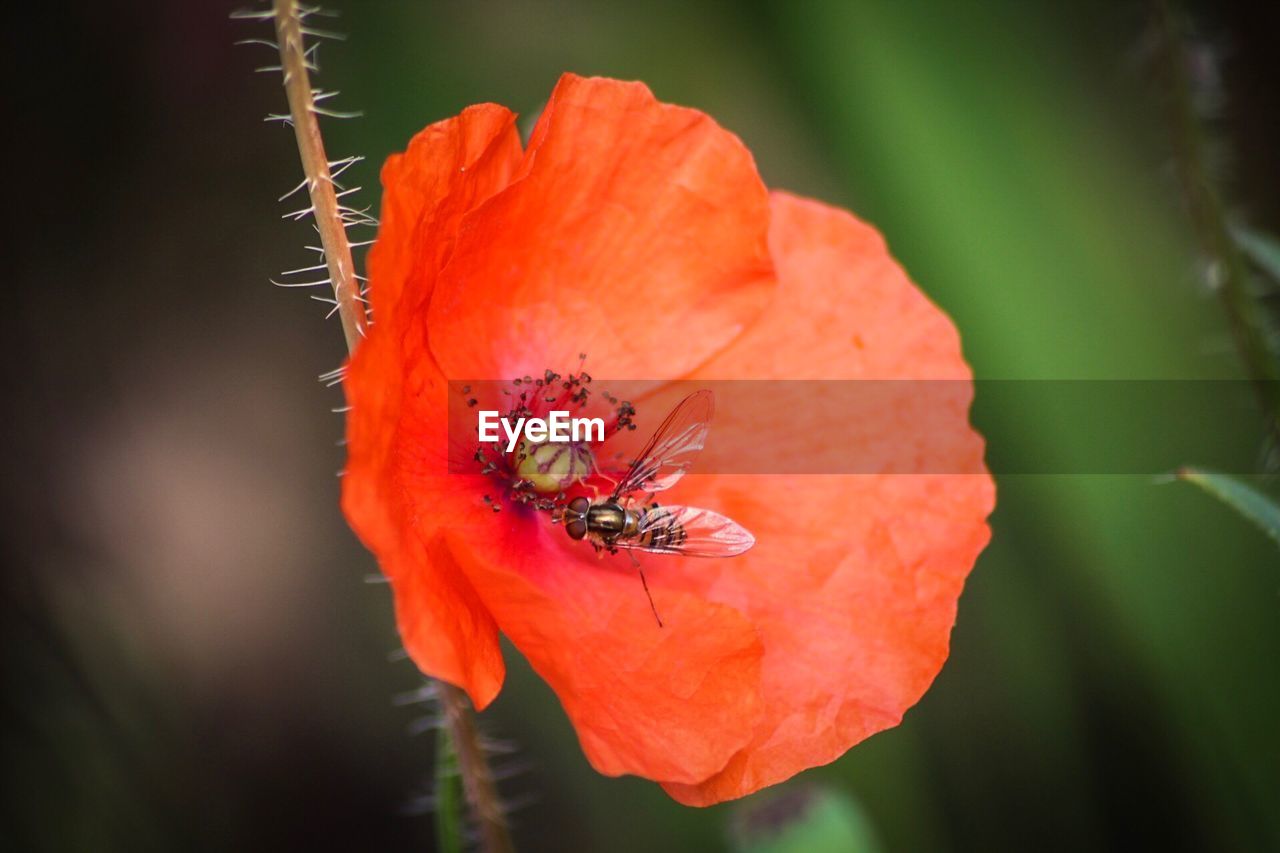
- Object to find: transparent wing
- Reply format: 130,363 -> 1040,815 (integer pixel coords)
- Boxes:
614,503 -> 756,558
610,390 -> 713,500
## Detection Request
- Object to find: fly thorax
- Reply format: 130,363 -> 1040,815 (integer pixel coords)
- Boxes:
587,502 -> 629,535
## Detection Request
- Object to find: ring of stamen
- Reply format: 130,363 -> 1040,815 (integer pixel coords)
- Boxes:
463,362 -> 637,515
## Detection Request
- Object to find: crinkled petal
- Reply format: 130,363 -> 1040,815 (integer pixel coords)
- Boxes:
342,105 -> 524,707
658,192 -> 995,804
427,74 -> 775,380
443,522 -> 764,784
369,103 -> 524,322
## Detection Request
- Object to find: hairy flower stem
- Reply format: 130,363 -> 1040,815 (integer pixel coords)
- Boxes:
1153,0 -> 1280,447
270,3 -> 514,850
272,0 -> 367,351
439,683 -> 516,853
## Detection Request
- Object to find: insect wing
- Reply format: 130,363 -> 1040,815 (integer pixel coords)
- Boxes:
615,503 -> 756,557
610,390 -> 713,500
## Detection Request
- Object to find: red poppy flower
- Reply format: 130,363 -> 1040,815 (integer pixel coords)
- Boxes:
342,73 -> 994,805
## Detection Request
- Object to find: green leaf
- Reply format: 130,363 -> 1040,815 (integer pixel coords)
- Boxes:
435,723 -> 464,853
1177,467 -> 1280,549
730,785 -> 883,853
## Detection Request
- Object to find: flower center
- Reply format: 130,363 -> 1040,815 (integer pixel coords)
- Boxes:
514,437 -> 594,494
466,362 -> 637,514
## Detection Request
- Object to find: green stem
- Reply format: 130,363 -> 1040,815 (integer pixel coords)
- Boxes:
439,684 -> 515,853
435,719 -> 464,853
1153,0 -> 1280,446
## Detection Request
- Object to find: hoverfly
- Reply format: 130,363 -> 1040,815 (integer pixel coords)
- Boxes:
556,390 -> 754,623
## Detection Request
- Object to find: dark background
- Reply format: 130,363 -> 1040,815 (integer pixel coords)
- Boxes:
4,1 -> 1279,851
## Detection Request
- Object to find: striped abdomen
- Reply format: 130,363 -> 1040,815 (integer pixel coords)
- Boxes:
631,504 -> 688,550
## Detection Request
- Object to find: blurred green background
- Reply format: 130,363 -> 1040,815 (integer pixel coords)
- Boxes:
4,1 -> 1278,851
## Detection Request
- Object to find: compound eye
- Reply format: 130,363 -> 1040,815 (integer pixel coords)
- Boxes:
567,496 -> 590,515
565,518 -> 588,540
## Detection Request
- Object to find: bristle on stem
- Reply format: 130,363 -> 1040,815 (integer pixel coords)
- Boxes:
271,0 -> 367,351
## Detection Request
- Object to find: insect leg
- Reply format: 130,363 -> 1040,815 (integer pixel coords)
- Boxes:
636,562 -> 663,628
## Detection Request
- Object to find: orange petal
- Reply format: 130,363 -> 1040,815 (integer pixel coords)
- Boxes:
368,103 -> 523,322
342,105 -> 524,707
443,523 -> 765,784
659,192 -> 995,804
427,74 -> 775,380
